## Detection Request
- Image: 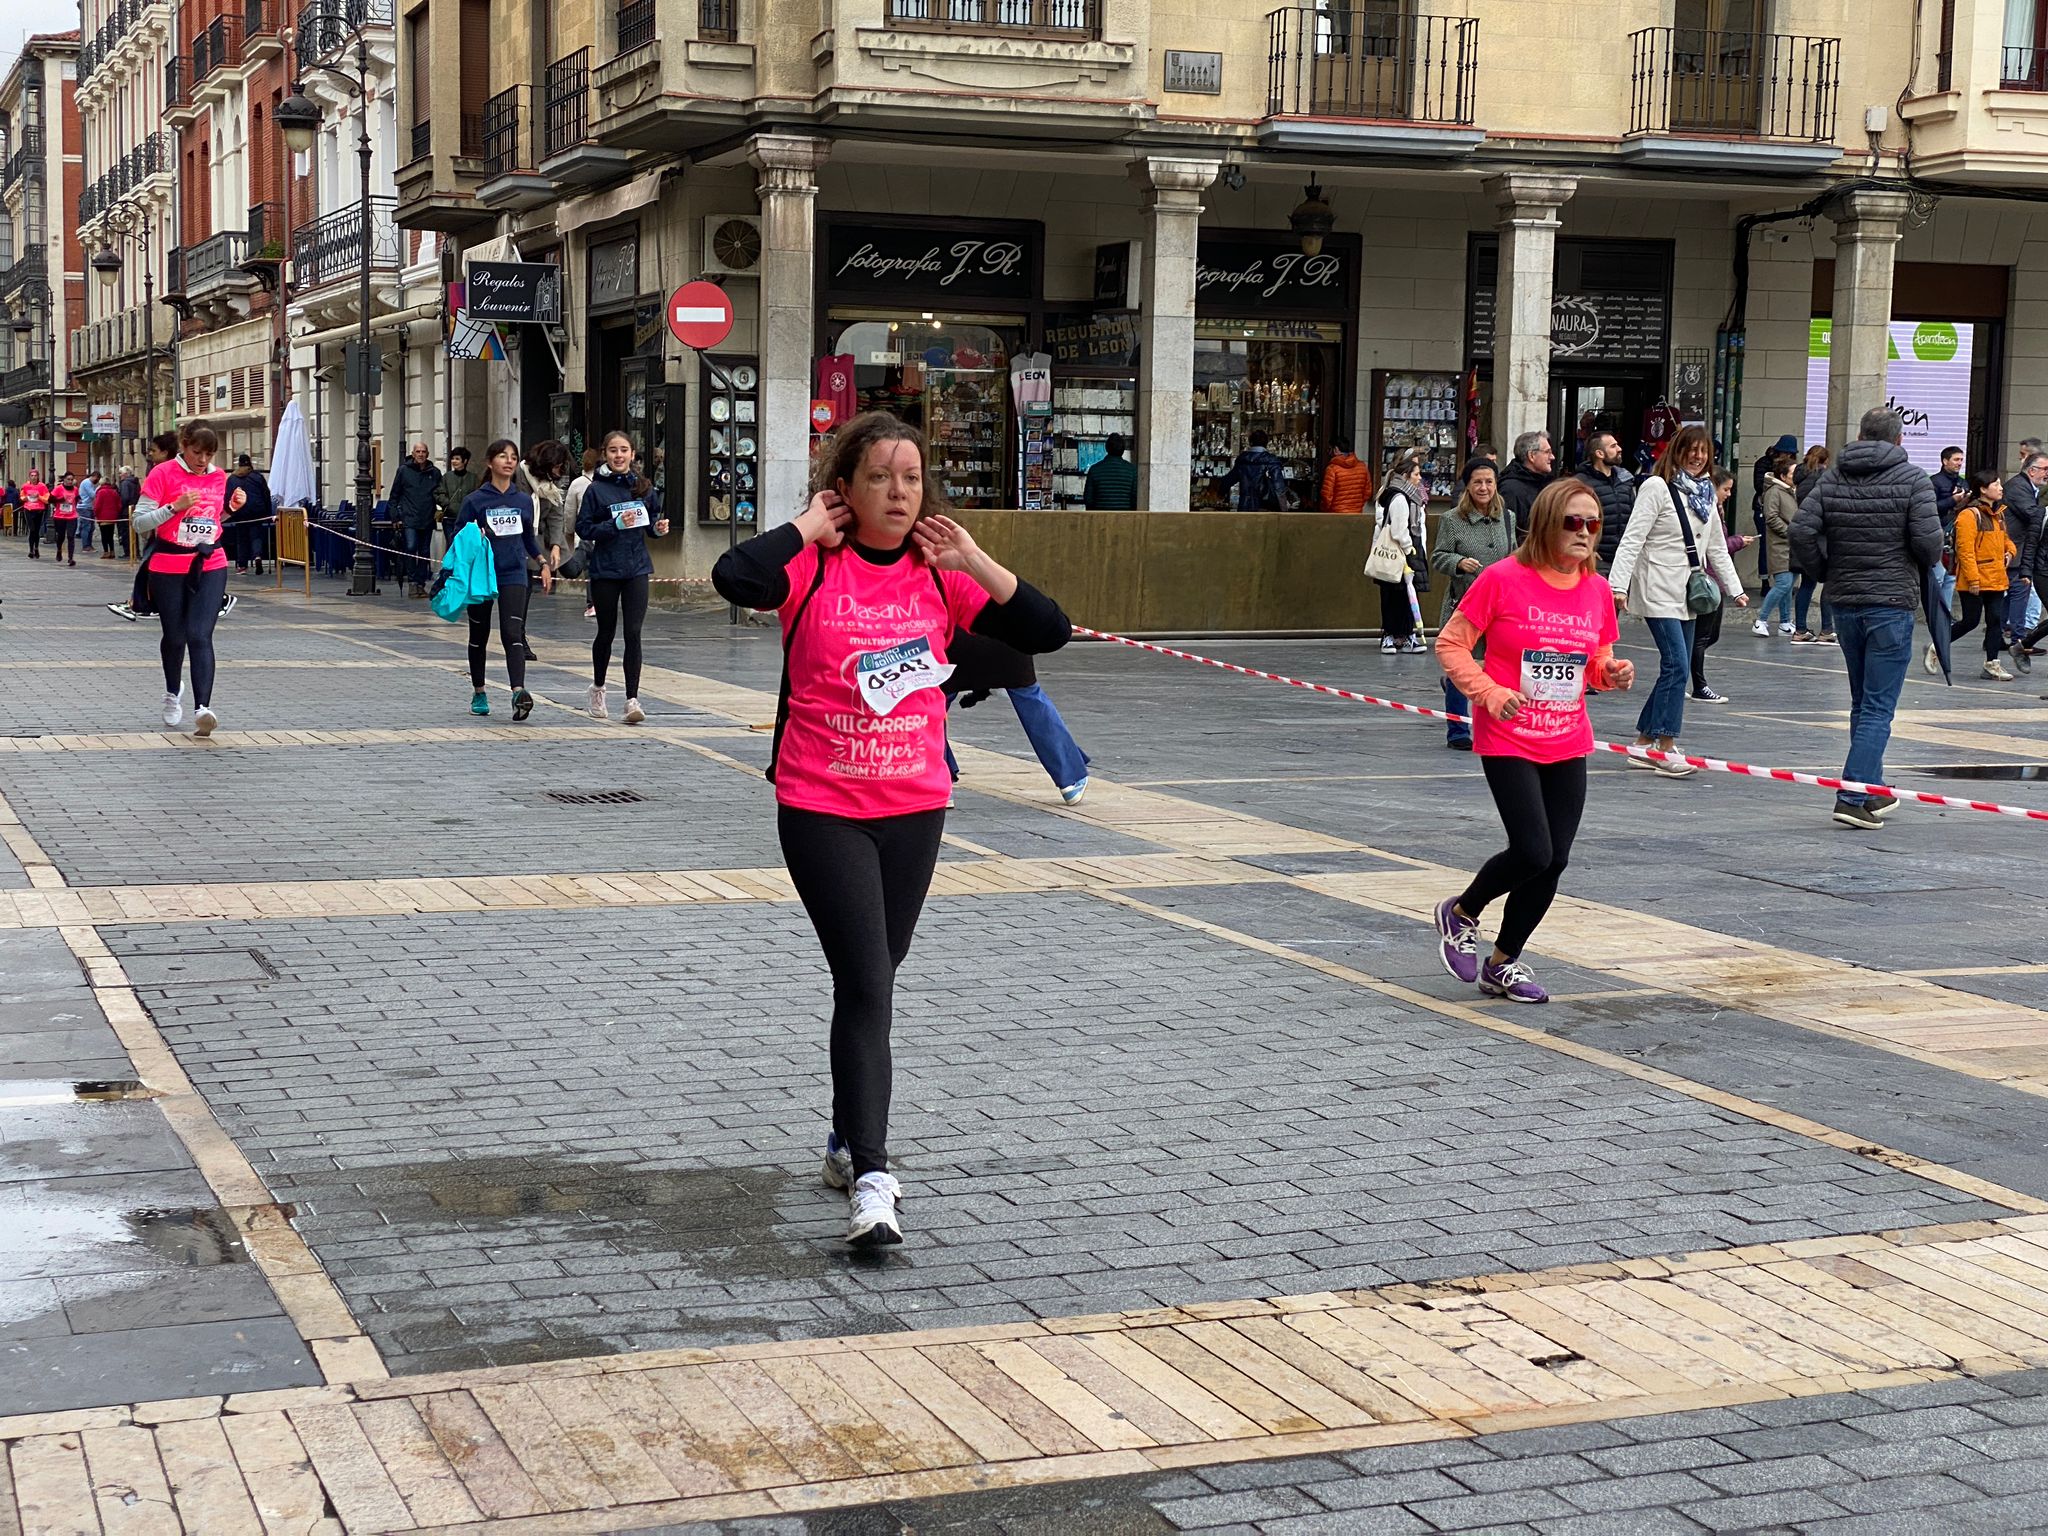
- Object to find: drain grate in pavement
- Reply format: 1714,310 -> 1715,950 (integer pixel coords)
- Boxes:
545,789 -> 650,805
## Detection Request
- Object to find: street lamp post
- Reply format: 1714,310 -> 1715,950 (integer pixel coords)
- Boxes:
90,216 -> 160,453
278,18 -> 378,597
12,284 -> 54,488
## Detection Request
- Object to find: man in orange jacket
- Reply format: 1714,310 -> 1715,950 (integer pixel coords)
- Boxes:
1320,436 -> 1373,514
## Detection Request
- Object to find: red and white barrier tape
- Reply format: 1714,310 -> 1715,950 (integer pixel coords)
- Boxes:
306,521 -> 717,585
1071,626 -> 2048,824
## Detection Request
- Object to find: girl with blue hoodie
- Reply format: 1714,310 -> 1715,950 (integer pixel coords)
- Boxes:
575,430 -> 669,723
458,439 -> 551,719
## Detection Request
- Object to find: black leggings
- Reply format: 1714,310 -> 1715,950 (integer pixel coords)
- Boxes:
24,511 -> 39,556
591,574 -> 650,696
97,521 -> 116,554
467,585 -> 530,690
1689,602 -> 1723,692
149,565 -> 229,707
1952,590 -> 2007,661
778,805 -> 946,1180
1456,755 -> 1588,962
50,518 -> 77,561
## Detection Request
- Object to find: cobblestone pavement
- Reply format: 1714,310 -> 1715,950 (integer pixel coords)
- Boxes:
5,545 -> 2048,1533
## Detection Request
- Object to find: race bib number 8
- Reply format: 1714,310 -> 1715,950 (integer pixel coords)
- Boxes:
485,509 -> 524,538
856,637 -> 954,717
176,515 -> 219,547
1520,649 -> 1588,705
612,500 -> 650,530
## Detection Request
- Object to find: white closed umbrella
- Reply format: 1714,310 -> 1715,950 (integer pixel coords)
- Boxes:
269,399 -> 315,509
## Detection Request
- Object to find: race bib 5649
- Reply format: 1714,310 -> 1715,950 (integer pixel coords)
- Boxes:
484,509 -> 524,538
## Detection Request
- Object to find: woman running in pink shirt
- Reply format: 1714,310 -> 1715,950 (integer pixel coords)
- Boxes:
713,413 -> 1071,1248
1432,479 -> 1636,1004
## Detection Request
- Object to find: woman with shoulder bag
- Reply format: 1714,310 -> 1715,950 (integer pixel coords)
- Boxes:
1936,469 -> 2019,681
1429,459 -> 1517,750
1370,450 -> 1430,655
1606,426 -> 1747,777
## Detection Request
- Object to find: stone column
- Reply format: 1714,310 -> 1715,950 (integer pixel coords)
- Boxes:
750,133 -> 829,529
1131,156 -> 1219,512
1826,187 -> 1911,453
1484,172 -> 1576,455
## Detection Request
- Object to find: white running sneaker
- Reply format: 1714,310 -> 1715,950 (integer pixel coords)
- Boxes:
821,1131 -> 854,1191
588,684 -> 608,721
1924,642 -> 1940,675
1060,777 -> 1089,805
847,1171 -> 902,1247
1380,637 -> 1398,654
192,707 -> 217,739
1985,660 -> 2016,681
1654,755 -> 1696,778
1778,622 -> 1795,636
1401,635 -> 1429,654
1750,619 -> 1770,637
161,692 -> 183,727
624,698 -> 646,725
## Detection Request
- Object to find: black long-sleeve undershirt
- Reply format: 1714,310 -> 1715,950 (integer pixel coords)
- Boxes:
712,524 -> 1071,654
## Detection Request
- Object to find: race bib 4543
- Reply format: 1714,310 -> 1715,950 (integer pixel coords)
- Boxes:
856,637 -> 954,717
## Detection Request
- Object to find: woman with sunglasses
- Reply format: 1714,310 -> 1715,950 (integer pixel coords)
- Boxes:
1432,480 -> 1634,1003
1607,425 -> 1746,777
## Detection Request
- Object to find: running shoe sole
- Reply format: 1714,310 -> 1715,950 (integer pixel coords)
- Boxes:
193,711 -> 216,739
848,1220 -> 902,1248
512,692 -> 534,721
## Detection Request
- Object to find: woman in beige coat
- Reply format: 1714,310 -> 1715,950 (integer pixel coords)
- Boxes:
1607,426 -> 1747,776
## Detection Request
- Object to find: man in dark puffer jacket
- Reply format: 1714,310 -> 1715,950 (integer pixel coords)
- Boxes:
1791,407 -> 1942,833
1575,431 -> 1635,568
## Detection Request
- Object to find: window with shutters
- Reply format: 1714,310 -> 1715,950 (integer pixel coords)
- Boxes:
231,370 -> 245,410
459,0 -> 490,157
406,6 -> 431,162
252,368 -> 266,406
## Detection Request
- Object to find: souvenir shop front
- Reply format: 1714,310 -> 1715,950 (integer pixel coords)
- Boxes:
814,216 -> 1047,510
1466,236 -> 1678,473
1189,230 -> 1359,510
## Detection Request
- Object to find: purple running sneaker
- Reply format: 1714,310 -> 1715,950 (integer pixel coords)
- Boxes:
1434,898 -> 1481,985
1479,957 -> 1549,1004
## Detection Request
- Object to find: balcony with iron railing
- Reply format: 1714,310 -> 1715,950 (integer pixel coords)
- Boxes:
543,48 -> 593,160
1264,7 -> 1476,125
166,57 -> 195,114
290,196 -> 399,292
616,0 -> 655,54
193,14 -> 248,86
1626,28 -> 1840,144
883,0 -> 1097,33
244,0 -> 286,59
297,0 -> 394,66
2,127 -> 44,193
409,120 -> 432,165
473,83 -> 555,211
182,230 -> 253,297
0,248 -> 48,304
698,0 -> 736,42
0,359 -> 51,400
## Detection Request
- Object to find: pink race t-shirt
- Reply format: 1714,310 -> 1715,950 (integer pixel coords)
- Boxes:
142,458 -> 230,575
774,544 -> 990,818
1455,558 -> 1618,764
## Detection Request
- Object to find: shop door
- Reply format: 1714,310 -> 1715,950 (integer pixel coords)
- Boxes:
1549,374 -> 1652,472
590,320 -> 634,447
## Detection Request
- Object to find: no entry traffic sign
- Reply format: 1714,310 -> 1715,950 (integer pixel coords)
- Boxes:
668,280 -> 735,349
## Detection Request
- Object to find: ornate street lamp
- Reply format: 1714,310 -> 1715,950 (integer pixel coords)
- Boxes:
89,219 -> 161,440
1289,180 -> 1335,258
278,27 -> 379,597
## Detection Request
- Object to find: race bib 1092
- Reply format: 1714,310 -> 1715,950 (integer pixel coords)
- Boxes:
175,515 -> 219,547
855,636 -> 954,717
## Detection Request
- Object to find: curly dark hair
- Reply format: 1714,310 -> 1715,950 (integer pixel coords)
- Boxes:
524,438 -> 570,482
810,411 -> 952,521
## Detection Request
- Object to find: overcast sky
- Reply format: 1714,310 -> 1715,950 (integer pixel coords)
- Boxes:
0,0 -> 87,81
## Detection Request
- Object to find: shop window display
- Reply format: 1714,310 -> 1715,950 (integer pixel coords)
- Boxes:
1189,328 -> 1341,509
828,317 -> 1018,509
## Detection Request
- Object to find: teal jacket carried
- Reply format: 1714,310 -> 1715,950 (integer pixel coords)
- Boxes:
430,521 -> 501,621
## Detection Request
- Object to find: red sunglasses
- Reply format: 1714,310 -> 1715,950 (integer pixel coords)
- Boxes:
1561,513 -> 1603,533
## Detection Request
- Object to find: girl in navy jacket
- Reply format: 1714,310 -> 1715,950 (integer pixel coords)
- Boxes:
575,430 -> 669,723
458,438 -> 552,719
